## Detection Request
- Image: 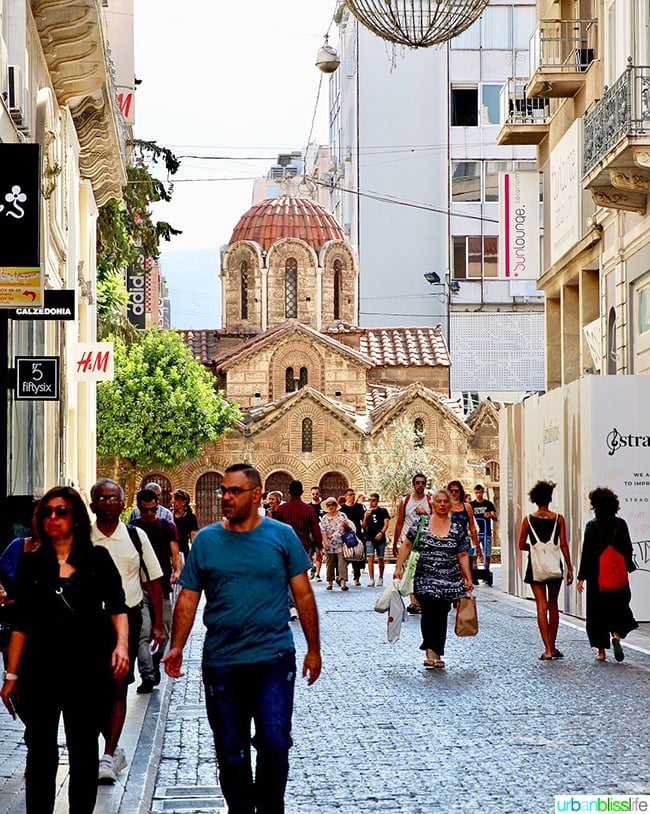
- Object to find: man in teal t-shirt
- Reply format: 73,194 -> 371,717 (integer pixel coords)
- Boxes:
164,463 -> 321,813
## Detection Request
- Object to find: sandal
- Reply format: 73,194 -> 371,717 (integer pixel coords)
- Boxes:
552,650 -> 564,659
539,653 -> 553,661
612,638 -> 624,662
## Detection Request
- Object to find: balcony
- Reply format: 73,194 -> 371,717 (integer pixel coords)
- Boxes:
582,61 -> 650,214
496,78 -> 551,146
527,19 -> 597,98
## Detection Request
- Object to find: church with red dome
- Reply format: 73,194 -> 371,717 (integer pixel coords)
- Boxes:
132,194 -> 499,529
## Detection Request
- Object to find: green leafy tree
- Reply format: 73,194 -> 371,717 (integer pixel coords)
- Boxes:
97,329 -> 241,503
96,140 -> 182,337
368,416 -> 443,516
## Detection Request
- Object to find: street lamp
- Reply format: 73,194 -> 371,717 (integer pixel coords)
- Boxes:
424,271 -> 458,396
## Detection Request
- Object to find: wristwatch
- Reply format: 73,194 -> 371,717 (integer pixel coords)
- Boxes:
2,671 -> 18,681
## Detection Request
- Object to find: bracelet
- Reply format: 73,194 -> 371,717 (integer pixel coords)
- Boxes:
3,672 -> 18,681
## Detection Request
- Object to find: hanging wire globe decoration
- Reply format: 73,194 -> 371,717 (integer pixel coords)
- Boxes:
344,0 -> 490,48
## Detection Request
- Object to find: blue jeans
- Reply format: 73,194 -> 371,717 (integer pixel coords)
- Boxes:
203,650 -> 296,814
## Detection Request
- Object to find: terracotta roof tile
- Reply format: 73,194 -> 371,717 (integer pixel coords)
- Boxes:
359,326 -> 449,367
229,195 -> 346,252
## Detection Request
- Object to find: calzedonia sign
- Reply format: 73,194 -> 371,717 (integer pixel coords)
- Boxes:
9,289 -> 76,320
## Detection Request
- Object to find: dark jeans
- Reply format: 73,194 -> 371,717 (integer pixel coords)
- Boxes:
416,594 -> 452,656
203,650 -> 296,814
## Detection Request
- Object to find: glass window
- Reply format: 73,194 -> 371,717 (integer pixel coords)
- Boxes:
302,418 -> 313,453
485,161 -> 510,201
285,258 -> 297,318
299,366 -> 308,388
482,6 -> 511,49
333,260 -> 342,320
481,85 -> 501,125
240,261 -> 249,320
514,6 -> 536,50
468,237 -> 483,278
639,286 -> 650,333
451,87 -> 478,126
452,162 -> 481,202
452,236 -> 499,278
414,417 -> 425,449
285,367 -> 295,393
451,17 -> 481,49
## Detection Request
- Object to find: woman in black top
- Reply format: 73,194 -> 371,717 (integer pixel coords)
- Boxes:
577,487 -> 637,662
172,489 -> 199,557
0,486 -> 129,814
518,480 -> 573,661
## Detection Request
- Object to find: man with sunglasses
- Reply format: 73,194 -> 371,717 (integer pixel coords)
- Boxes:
90,479 -> 165,784
163,463 -> 321,813
132,488 -> 182,694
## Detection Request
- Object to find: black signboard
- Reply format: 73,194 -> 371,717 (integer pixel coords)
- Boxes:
9,289 -> 76,320
126,261 -> 146,328
15,357 -> 60,401
0,144 -> 41,267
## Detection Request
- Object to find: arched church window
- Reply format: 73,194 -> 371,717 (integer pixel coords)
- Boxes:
333,259 -> 342,320
414,417 -> 425,448
285,367 -> 295,393
607,307 -> 616,375
285,258 -> 298,318
240,261 -> 249,320
299,366 -> 308,389
302,418 -> 313,452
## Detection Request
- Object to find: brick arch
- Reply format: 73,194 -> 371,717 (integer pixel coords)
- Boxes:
269,341 -> 325,400
308,454 -> 365,490
291,403 -> 324,453
319,240 -> 357,271
266,238 -> 318,269
254,453 -> 309,484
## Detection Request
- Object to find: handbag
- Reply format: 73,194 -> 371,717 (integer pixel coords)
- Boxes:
527,515 -> 563,582
398,515 -> 427,596
598,522 -> 628,592
454,595 -> 478,636
342,529 -> 364,561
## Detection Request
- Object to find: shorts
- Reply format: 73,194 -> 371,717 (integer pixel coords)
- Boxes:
365,538 -> 386,558
470,537 -> 492,559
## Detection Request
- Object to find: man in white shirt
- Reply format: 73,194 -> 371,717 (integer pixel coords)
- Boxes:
90,478 -> 165,785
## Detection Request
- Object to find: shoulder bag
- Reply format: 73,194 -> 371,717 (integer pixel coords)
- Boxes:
598,520 -> 628,592
527,515 -> 563,581
342,529 -> 365,561
398,515 -> 427,596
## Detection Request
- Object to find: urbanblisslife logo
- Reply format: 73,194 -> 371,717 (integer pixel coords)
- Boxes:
606,427 -> 650,456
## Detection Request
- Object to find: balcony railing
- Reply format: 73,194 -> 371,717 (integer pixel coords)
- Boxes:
583,61 -> 650,176
500,78 -> 550,125
529,18 -> 597,74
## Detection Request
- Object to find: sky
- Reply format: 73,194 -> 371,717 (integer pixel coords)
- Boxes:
133,1 -> 337,258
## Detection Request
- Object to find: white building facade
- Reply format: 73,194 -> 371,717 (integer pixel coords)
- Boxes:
328,1 -> 545,408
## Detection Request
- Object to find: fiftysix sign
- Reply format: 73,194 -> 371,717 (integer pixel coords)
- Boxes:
15,357 -> 60,401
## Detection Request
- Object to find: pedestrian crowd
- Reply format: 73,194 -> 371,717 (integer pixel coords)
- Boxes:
0,468 -> 639,814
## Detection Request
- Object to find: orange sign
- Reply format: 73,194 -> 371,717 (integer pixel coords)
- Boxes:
0,267 -> 43,307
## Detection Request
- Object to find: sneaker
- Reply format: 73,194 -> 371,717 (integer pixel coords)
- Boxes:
309,567 -> 316,580
367,580 -> 375,588
112,747 -> 127,776
136,678 -> 155,694
98,756 -> 116,785
315,575 -> 322,583
377,577 -> 383,587
289,607 -> 299,621
353,579 -> 361,587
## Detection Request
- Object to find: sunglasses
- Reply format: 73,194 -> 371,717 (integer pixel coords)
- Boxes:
139,506 -> 158,515
39,505 -> 71,518
219,486 -> 256,497
449,488 -> 461,493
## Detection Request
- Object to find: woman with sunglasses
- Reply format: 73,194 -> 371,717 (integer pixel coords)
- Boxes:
0,486 -> 129,814
172,489 -> 199,558
447,480 -> 481,579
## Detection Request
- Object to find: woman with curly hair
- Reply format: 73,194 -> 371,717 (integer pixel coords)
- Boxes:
518,480 -> 573,660
577,487 -> 638,662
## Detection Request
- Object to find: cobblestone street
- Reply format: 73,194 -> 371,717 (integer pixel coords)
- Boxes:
1,567 -> 649,813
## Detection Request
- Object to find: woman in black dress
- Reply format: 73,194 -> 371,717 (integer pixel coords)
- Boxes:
577,487 -> 637,662
518,480 -> 573,660
172,489 -> 199,557
0,486 -> 129,814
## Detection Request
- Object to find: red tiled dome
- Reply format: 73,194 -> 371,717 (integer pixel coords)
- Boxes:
229,195 -> 346,252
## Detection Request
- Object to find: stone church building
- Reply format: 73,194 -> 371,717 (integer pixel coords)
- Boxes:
129,196 -> 499,528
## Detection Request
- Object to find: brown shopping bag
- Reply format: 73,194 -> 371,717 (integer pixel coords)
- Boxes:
454,595 -> 478,637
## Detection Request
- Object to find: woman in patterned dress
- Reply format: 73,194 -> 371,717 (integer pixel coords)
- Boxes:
394,489 -> 474,668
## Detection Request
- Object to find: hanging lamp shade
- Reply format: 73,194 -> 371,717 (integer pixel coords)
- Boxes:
316,36 -> 341,73
344,0 -> 489,48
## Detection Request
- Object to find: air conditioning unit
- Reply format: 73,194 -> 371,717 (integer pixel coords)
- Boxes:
0,38 -> 8,100
8,65 -> 28,129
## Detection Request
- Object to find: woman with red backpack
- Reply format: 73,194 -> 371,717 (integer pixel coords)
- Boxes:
577,487 -> 638,662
